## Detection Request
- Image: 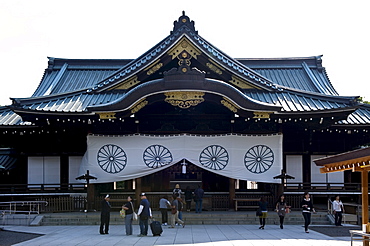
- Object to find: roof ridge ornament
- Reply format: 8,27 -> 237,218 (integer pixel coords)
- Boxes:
172,11 -> 197,34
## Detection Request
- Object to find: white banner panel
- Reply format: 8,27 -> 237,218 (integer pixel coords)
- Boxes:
79,134 -> 283,183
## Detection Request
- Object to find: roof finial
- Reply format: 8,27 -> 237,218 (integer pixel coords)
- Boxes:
172,11 -> 197,34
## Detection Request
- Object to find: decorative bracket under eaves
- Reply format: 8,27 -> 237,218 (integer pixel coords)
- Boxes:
220,98 -> 238,113
98,112 -> 116,119
131,98 -> 148,114
253,112 -> 271,118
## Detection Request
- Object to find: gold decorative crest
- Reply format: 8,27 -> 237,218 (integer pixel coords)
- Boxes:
145,60 -> 163,76
110,76 -> 140,90
221,98 -> 238,113
167,37 -> 202,60
98,112 -> 116,119
253,112 -> 271,118
164,91 -> 205,109
229,75 -> 258,89
206,62 -> 223,75
131,98 -> 148,114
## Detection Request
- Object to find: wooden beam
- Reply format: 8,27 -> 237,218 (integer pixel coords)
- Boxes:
229,178 -> 236,210
361,170 -> 369,246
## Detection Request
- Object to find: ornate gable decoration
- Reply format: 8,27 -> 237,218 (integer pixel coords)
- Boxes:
164,91 -> 205,109
167,37 -> 202,60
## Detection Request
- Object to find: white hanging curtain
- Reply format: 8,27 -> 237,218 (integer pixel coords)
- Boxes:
78,133 -> 283,183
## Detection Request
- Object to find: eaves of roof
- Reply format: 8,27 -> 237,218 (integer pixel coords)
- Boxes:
244,88 -> 358,113
314,146 -> 370,166
0,106 -> 30,126
9,90 -> 127,115
88,77 -> 282,114
336,104 -> 370,125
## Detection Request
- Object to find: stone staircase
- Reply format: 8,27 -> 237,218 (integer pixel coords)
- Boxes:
37,211 -> 331,226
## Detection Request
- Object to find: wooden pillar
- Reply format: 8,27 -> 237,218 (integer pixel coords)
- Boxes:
361,170 -> 369,246
87,183 -> 95,211
229,178 -> 236,211
135,178 -> 142,205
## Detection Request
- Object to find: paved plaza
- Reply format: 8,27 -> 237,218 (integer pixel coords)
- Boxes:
1,223 -> 357,246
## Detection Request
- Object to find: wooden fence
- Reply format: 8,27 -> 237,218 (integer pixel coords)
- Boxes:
36,193 -> 305,213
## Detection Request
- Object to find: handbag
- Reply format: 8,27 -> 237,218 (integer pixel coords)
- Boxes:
133,212 -> 138,220
171,207 -> 177,214
120,209 -> 125,218
131,202 -> 138,221
256,208 -> 262,216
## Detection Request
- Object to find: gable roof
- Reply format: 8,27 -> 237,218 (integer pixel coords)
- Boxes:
2,12 -> 370,126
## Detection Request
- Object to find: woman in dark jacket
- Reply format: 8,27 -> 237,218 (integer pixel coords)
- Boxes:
184,186 -> 193,212
301,192 -> 316,233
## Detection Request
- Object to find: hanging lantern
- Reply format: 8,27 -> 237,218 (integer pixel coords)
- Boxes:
181,159 -> 187,174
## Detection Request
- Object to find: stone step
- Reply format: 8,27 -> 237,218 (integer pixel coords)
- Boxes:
39,211 -> 331,226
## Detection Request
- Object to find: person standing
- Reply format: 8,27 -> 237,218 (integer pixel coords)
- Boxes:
173,184 -> 182,198
258,196 -> 268,229
137,193 -> 152,237
159,196 -> 171,226
275,194 -> 290,229
194,185 -> 204,213
333,195 -> 345,226
169,194 -> 185,228
184,186 -> 193,212
122,195 -> 134,235
301,191 -> 316,233
100,194 -> 111,235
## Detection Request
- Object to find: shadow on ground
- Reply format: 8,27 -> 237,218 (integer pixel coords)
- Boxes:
310,226 -> 361,237
0,229 -> 43,246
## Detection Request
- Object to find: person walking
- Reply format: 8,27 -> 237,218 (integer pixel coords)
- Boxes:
275,194 -> 290,229
159,196 -> 171,226
100,194 -> 111,235
137,193 -> 152,237
169,194 -> 185,228
301,191 -> 316,233
258,196 -> 268,229
184,186 -> 193,212
176,192 -> 184,221
333,195 -> 345,226
122,195 -> 134,235
194,185 -> 204,213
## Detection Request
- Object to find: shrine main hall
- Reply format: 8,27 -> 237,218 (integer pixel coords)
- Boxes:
1,12 -> 370,210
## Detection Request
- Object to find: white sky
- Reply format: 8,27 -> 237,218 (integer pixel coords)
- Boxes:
1,0 -> 369,106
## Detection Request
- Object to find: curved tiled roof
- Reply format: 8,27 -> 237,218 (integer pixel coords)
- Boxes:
32,58 -> 130,97
0,107 -> 29,125
2,12 -> 370,127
